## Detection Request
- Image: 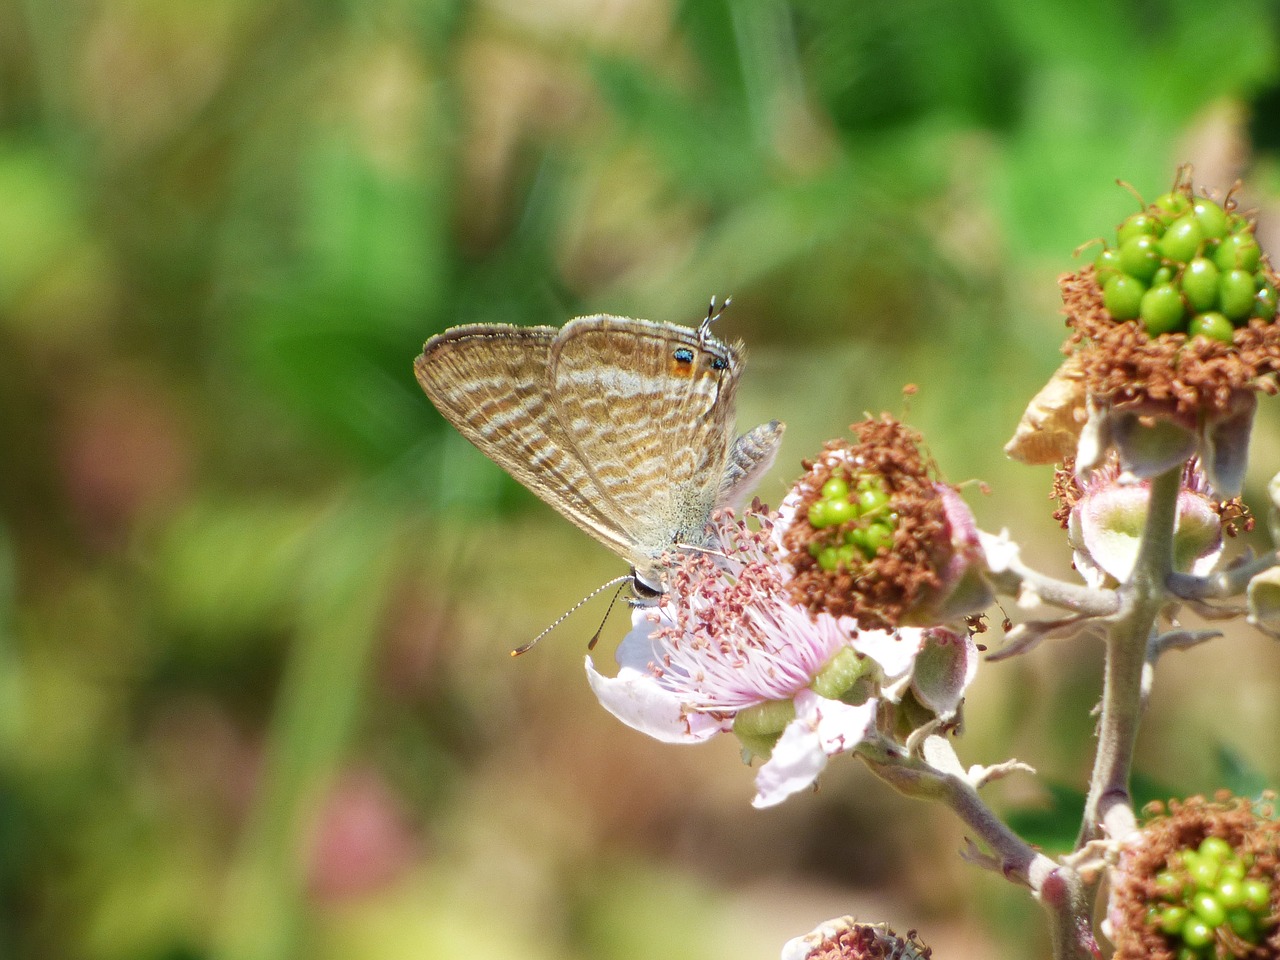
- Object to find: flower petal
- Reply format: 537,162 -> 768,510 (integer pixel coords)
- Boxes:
1075,399 -> 1112,474
585,655 -> 731,744
752,690 -> 877,808
852,628 -> 925,682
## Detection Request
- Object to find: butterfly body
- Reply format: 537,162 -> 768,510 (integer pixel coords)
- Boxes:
414,313 -> 783,592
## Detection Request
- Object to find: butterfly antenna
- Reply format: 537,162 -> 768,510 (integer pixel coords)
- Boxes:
586,580 -> 631,650
700,295 -> 733,339
510,574 -> 632,656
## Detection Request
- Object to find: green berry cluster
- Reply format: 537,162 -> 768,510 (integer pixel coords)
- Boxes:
1145,835 -> 1273,958
1093,186 -> 1277,343
805,474 -> 897,572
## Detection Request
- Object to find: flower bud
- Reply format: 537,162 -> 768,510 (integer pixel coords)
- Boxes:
1062,458 -> 1223,587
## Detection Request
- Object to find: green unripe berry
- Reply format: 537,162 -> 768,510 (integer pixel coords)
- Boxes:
1254,283 -> 1277,321
862,521 -> 895,556
835,543 -> 859,569
1241,878 -> 1271,912
1119,233 -> 1163,282
1094,247 -> 1123,283
856,485 -> 890,517
1185,853 -> 1217,889
817,545 -> 840,571
808,501 -> 831,528
1214,230 -> 1261,272
1140,283 -> 1186,335
1181,257 -> 1220,312
1216,877 -> 1246,909
1219,268 -> 1257,321
1188,312 -> 1235,344
1159,904 -> 1190,934
1197,836 -> 1232,861
1104,274 -> 1147,320
1174,948 -> 1204,960
1181,915 -> 1214,948
823,497 -> 856,526
1158,214 -> 1204,262
1155,870 -> 1183,899
1219,857 -> 1247,881
1192,197 -> 1229,240
1226,907 -> 1260,941
821,476 -> 849,500
1154,191 -> 1192,219
1152,265 -> 1175,286
1189,891 -> 1226,927
1119,212 -> 1163,243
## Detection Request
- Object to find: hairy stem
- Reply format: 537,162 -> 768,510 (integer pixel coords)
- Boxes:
859,741 -> 1100,959
1078,465 -> 1182,849
858,741 -> 1051,889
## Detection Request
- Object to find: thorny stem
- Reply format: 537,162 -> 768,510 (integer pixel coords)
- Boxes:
1077,465 -> 1183,851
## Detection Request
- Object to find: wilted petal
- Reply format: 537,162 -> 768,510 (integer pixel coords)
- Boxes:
987,613 -> 1102,662
910,629 -> 978,718
1075,399 -> 1112,474
752,690 -> 877,808
1005,353 -> 1088,465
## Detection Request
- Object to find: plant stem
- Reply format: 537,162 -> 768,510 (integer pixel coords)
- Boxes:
1077,465 -> 1182,848
859,741 -> 1100,959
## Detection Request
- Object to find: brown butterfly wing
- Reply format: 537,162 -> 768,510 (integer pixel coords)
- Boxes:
548,316 -> 742,566
414,324 -> 637,559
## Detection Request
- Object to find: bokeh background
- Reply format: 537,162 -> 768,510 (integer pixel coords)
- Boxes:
4,0 -> 1280,957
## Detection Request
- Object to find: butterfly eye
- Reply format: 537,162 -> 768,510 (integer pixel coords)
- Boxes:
673,347 -> 695,364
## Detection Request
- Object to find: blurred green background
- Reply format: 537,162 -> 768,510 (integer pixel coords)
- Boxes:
3,0 -> 1280,957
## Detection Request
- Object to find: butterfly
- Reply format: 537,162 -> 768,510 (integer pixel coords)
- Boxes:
414,303 -> 784,596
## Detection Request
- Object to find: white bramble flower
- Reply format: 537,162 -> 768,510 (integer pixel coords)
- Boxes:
586,511 -> 977,808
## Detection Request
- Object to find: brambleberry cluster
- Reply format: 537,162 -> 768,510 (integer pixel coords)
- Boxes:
1092,174 -> 1277,342
804,473 -> 897,572
1146,835 -> 1274,958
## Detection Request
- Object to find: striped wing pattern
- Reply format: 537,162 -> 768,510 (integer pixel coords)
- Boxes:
413,324 -> 638,561
415,314 -> 781,588
548,316 -> 740,565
